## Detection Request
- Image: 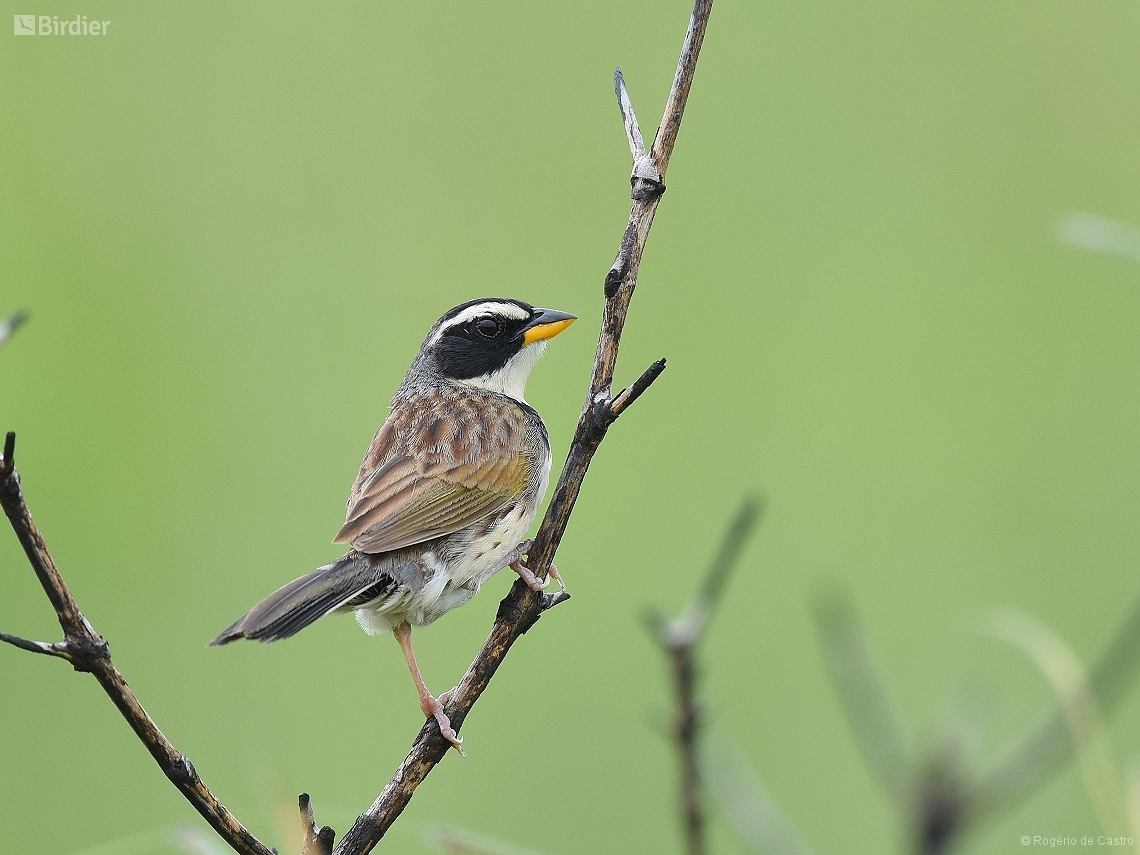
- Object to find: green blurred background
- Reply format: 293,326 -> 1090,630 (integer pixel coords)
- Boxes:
4,2 -> 1140,853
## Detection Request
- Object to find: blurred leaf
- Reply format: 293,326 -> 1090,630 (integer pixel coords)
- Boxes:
707,742 -> 818,855
814,591 -> 914,807
425,825 -> 548,855
987,607 -> 1128,841
61,827 -> 223,855
1059,212 -> 1140,265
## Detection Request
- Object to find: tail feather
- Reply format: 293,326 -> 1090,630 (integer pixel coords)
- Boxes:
209,552 -> 389,645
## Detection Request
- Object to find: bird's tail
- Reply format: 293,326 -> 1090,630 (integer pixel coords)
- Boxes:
209,551 -> 384,645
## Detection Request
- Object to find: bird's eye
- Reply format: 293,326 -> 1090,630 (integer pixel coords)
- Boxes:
476,318 -> 500,338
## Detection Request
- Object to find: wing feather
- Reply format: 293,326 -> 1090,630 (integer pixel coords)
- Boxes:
333,386 -> 532,554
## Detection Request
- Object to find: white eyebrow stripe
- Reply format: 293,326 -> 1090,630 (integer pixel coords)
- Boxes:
439,302 -> 530,332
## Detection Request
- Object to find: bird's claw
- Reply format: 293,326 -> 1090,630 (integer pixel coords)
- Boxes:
422,693 -> 465,757
506,539 -> 566,593
547,562 -> 566,593
511,557 -> 550,592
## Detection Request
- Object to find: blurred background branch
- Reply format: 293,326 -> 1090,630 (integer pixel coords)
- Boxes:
0,310 -> 27,350
648,496 -> 762,855
986,609 -> 1130,843
1059,212 -> 1140,265
813,586 -> 1140,854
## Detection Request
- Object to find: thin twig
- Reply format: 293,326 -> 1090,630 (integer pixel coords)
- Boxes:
648,498 -> 762,855
0,631 -> 72,659
0,433 -> 274,855
611,358 -> 667,419
331,2 -> 713,851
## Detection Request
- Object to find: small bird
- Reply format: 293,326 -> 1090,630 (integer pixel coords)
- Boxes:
210,298 -> 576,752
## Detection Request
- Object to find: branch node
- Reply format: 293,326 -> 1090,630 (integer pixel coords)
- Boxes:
494,586 -> 537,631
580,395 -> 612,445
614,68 -> 665,202
166,754 -> 197,788
67,634 -> 111,674
632,175 -> 667,203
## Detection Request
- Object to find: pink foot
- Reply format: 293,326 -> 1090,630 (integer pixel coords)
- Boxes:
504,539 -> 565,592
421,693 -> 465,756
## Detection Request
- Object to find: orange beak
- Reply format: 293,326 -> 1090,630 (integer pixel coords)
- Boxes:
521,308 -> 577,346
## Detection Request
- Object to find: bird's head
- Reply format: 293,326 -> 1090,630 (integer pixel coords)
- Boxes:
409,298 -> 577,401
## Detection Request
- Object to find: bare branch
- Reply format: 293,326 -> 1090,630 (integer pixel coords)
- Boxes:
614,68 -> 648,164
649,499 -> 763,855
0,433 -> 274,855
614,69 -> 663,200
653,0 -> 714,181
662,496 -> 763,647
332,2 -> 714,851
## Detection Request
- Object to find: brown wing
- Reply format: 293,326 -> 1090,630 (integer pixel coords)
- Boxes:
333,386 -> 532,554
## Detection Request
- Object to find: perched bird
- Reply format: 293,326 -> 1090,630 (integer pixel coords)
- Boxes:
210,298 -> 576,752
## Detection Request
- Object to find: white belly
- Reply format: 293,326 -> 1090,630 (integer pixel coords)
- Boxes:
354,461 -> 548,635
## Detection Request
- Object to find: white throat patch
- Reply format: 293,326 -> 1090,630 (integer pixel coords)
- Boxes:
458,340 -> 548,402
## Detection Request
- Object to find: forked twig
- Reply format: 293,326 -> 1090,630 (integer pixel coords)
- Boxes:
330,2 -> 712,851
300,793 -> 335,855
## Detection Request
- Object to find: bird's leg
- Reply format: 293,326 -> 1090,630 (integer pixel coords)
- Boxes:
393,621 -> 464,756
501,538 -> 566,593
